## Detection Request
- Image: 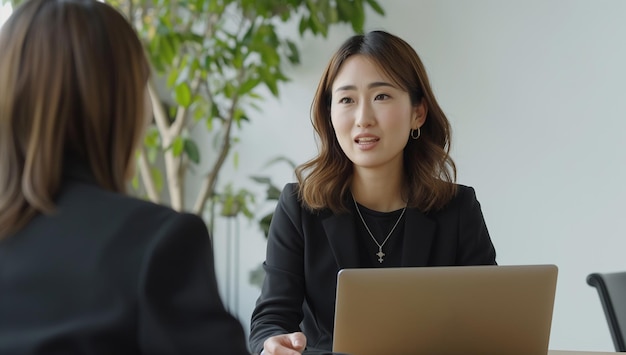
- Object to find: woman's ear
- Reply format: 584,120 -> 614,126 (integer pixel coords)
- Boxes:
412,98 -> 428,129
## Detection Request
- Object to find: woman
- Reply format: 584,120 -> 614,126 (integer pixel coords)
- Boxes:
249,30 -> 497,355
0,0 -> 249,353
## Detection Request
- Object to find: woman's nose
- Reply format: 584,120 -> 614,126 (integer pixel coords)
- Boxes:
355,102 -> 375,127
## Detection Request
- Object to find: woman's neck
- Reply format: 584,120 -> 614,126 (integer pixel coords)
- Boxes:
351,167 -> 407,212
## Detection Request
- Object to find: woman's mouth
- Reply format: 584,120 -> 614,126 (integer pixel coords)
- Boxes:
355,137 -> 379,144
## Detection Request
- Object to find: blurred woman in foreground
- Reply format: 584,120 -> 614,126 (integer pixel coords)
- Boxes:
0,0 -> 249,353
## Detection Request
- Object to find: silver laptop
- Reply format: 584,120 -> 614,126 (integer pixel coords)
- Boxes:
332,264 -> 558,355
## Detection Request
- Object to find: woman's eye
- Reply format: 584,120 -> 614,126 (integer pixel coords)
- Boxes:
339,97 -> 354,104
374,94 -> 390,101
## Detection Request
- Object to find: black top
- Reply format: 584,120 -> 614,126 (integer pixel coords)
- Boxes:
0,165 -> 250,354
354,202 -> 405,267
249,183 -> 497,354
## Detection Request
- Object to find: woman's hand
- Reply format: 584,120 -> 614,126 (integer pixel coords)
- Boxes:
260,332 -> 307,355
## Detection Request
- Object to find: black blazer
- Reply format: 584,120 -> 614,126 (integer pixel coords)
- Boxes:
0,166 -> 250,355
249,183 -> 497,353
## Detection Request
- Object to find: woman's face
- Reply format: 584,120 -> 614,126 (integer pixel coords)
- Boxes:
330,55 -> 426,173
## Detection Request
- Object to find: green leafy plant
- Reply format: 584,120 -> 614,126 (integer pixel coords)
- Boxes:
250,156 -> 297,238
1,0 -> 385,234
248,156 -> 296,288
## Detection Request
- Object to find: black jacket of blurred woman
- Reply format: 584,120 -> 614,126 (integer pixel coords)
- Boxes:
249,30 -> 497,355
0,0 -> 249,354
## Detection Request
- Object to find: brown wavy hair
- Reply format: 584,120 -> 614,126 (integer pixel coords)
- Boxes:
295,30 -> 457,213
0,0 -> 150,238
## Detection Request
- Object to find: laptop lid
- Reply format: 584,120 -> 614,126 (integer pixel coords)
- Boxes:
332,264 -> 558,355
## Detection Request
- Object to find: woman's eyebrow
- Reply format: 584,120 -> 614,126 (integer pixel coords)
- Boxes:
334,81 -> 396,93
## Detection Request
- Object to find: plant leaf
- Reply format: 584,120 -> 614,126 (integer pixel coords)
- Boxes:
250,176 -> 272,184
238,77 -> 261,96
285,40 -> 300,64
183,139 -> 201,164
365,0 -> 385,15
143,126 -> 160,148
150,167 -> 163,192
174,83 -> 192,107
171,136 -> 184,156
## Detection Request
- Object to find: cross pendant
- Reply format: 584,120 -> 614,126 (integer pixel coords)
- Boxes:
376,249 -> 385,263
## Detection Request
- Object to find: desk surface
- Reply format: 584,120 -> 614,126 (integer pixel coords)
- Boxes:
549,351 -> 618,354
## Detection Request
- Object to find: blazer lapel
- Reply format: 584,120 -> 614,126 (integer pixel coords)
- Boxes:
400,209 -> 436,267
321,211 -> 361,269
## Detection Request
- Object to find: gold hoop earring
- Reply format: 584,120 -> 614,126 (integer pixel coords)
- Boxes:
410,127 -> 421,140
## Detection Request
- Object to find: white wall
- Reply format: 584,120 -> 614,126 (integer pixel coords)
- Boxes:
212,0 -> 626,351
0,3 -> 12,26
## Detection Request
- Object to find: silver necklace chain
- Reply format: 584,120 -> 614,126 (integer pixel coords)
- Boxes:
352,194 -> 407,263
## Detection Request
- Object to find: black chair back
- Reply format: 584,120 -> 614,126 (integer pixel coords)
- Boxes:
587,272 -> 626,352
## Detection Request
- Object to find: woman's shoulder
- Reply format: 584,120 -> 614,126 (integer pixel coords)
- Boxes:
59,179 -> 205,233
431,183 -> 480,214
277,182 -> 322,216
454,184 -> 478,199
279,182 -> 300,204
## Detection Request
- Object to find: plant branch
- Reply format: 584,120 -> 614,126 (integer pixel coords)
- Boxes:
192,127 -> 230,214
169,74 -> 200,137
148,81 -> 171,143
193,72 -> 245,214
163,146 -> 183,211
137,148 -> 160,203
170,106 -> 187,137
148,80 -> 185,210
